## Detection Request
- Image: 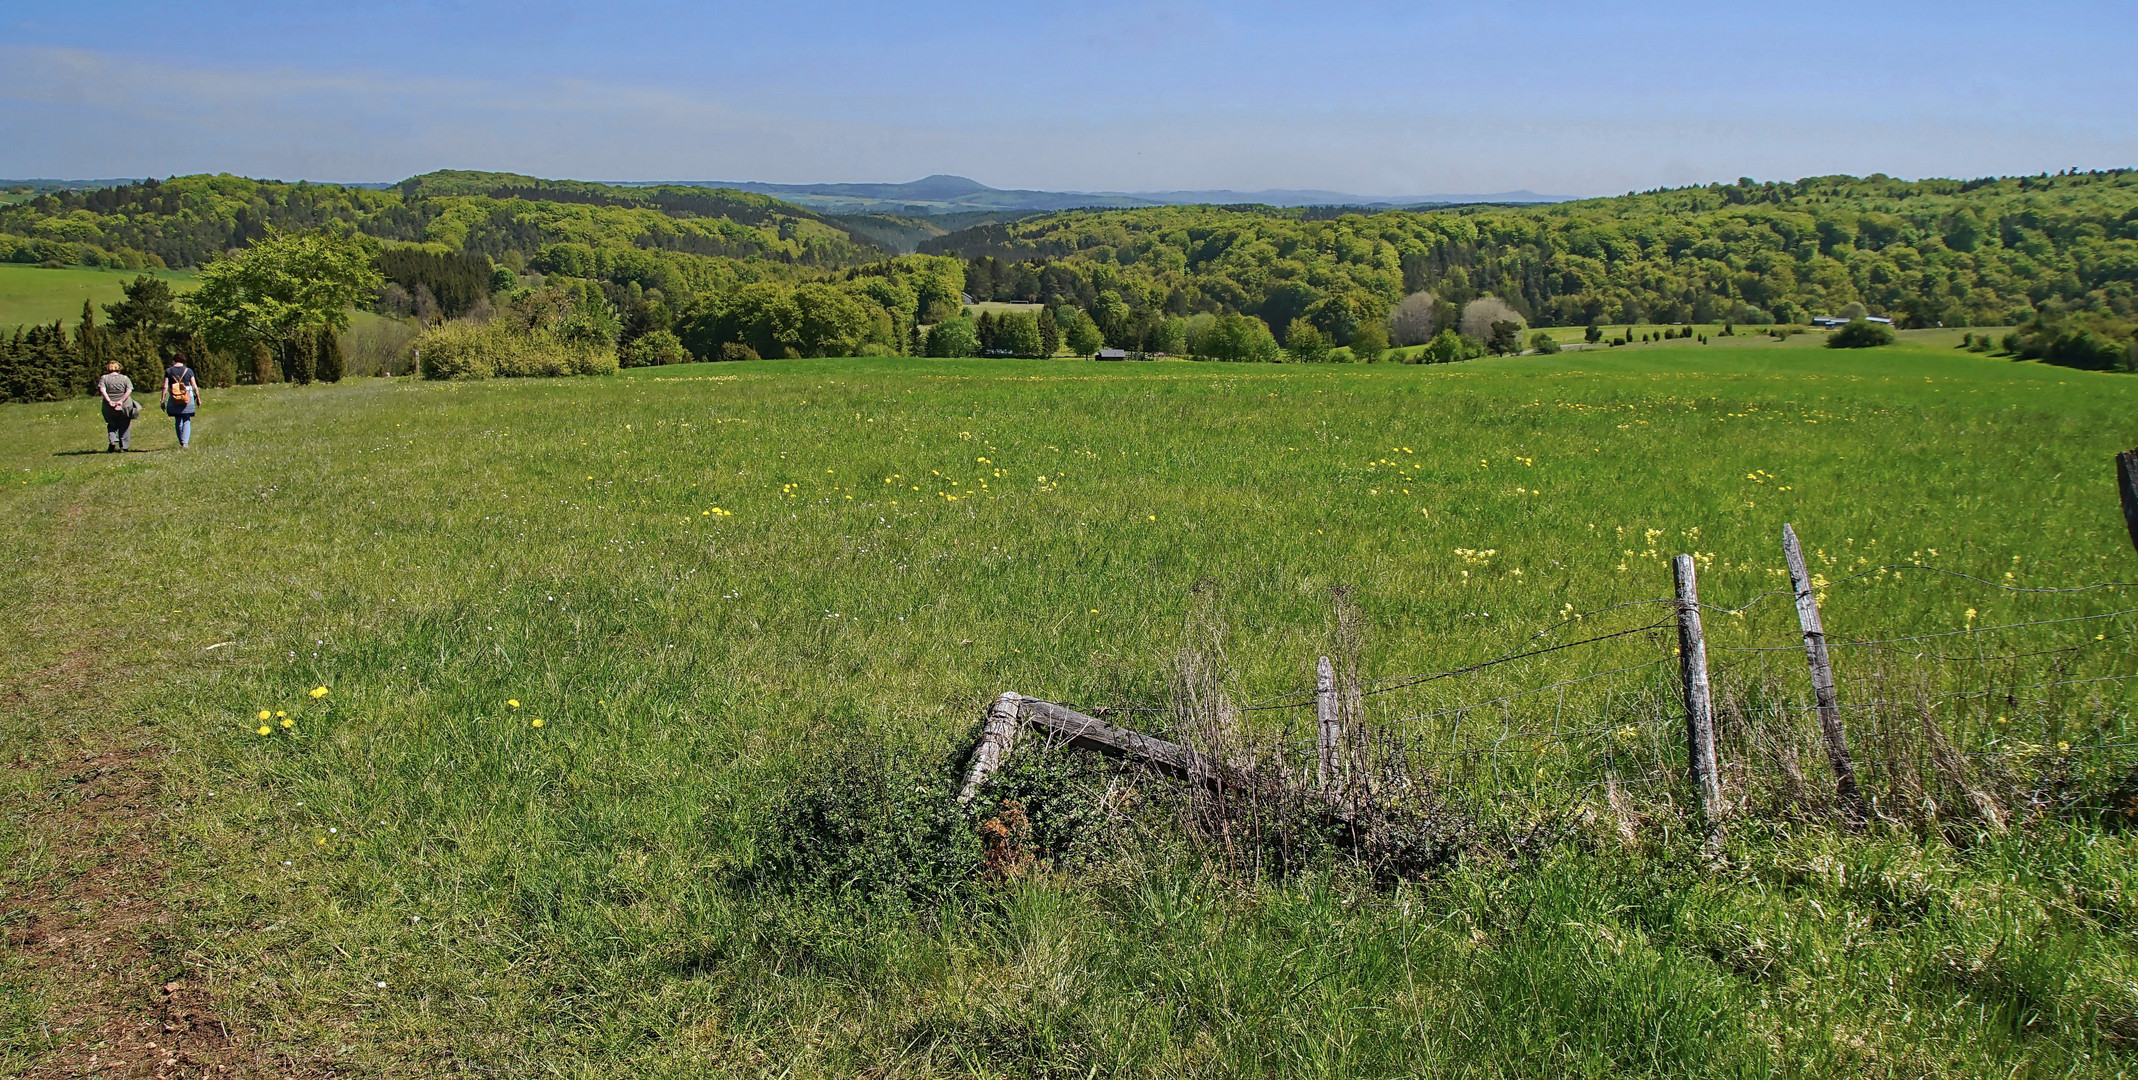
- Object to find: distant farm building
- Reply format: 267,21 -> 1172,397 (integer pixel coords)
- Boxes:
1095,348 -> 1128,361
1811,315 -> 1893,329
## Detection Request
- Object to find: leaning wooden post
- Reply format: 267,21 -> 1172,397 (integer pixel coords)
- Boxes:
1673,555 -> 1723,818
1316,656 -> 1339,792
1782,524 -> 1862,811
2118,448 -> 2138,555
957,692 -> 1023,806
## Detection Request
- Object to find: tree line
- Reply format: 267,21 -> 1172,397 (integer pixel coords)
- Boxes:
8,167 -> 2136,393
916,169 -> 2138,361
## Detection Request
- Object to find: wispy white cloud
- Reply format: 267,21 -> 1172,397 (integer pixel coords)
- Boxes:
2,41 -> 2134,192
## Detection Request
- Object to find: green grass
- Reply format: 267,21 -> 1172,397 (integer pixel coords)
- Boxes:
0,263 -> 197,333
3,334 -> 2135,1076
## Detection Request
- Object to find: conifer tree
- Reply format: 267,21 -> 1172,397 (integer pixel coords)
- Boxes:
314,328 -> 345,383
251,341 -> 277,384
74,300 -> 106,395
281,328 -> 315,384
1038,307 -> 1059,356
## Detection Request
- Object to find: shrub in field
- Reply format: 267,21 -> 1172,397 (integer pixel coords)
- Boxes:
1416,327 -> 1483,364
618,328 -> 688,368
416,319 -> 617,379
753,732 -> 981,912
415,320 -> 502,379
716,341 -> 760,363
1530,330 -> 1561,354
1827,319 -> 1896,348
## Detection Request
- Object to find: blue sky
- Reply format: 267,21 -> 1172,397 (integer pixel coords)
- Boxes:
2,0 -> 2134,195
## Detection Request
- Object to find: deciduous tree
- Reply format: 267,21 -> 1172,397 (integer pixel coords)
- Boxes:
181,229 -> 382,380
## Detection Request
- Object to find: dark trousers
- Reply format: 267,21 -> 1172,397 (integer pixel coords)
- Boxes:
102,405 -> 132,449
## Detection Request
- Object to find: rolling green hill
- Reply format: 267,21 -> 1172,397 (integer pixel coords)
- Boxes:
4,168 -> 2135,377
0,170 -> 889,288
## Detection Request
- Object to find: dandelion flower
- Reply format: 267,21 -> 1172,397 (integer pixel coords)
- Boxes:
280,718 -> 293,729
1090,609 -> 1100,614
309,686 -> 329,699
257,725 -> 272,736
258,709 -> 271,721
507,699 -> 520,709
276,711 -> 287,718
531,718 -> 544,728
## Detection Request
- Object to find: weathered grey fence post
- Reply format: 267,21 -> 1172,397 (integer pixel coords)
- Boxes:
2118,448 -> 2138,555
1782,524 -> 1862,810
1673,555 -> 1723,817
1316,656 -> 1339,791
957,692 -> 1023,805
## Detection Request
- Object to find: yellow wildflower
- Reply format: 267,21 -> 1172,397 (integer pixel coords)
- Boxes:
309,686 -> 329,699
531,719 -> 544,728
257,725 -> 272,736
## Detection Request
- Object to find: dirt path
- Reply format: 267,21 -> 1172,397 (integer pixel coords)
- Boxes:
0,515 -> 275,1076
6,742 -> 256,1079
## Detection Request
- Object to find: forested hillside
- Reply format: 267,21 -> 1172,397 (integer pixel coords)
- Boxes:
0,171 -> 882,285
923,170 -> 2138,341
4,168 -> 2136,397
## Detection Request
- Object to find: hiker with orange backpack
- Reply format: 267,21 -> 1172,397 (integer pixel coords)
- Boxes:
163,353 -> 201,449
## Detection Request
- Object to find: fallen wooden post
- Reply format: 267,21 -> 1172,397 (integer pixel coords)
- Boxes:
1019,698 -> 1245,791
957,693 -> 1263,809
956,692 -> 1025,805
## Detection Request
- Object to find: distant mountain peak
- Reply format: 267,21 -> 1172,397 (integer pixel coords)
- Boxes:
908,174 -> 992,195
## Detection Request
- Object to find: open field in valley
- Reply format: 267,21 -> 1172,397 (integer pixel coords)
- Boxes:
0,263 -> 198,334
2,333 -> 2135,1077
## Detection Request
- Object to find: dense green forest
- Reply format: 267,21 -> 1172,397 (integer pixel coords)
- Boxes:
3,168 -> 2135,401
921,170 -> 2138,343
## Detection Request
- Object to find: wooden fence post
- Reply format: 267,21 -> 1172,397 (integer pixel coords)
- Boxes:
2119,448 -> 2138,555
1316,656 -> 1339,792
1782,524 -> 1862,811
1673,555 -> 1723,817
957,692 -> 1023,806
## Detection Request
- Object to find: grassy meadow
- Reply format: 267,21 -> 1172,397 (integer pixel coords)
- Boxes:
0,263 -> 197,332
3,332 -> 2136,1077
